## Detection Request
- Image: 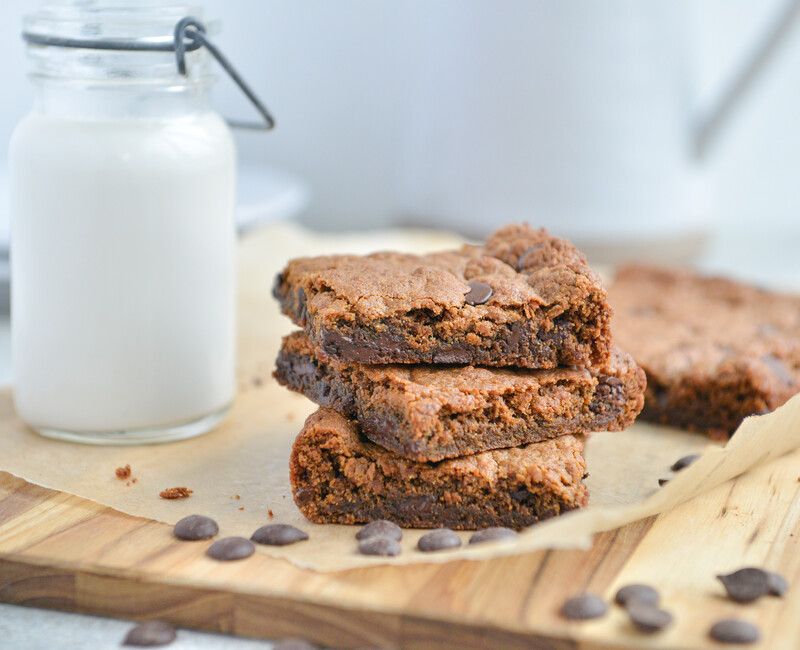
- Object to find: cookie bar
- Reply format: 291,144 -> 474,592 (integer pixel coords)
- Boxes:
290,408 -> 589,530
276,331 -> 645,462
610,264 -> 800,438
273,224 -> 612,369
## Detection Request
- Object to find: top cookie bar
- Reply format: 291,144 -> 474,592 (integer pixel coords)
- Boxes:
273,224 -> 612,368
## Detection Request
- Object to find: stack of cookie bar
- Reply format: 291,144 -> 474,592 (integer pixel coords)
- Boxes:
273,224 -> 645,530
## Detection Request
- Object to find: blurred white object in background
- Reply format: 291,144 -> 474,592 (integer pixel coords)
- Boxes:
395,1 -> 800,262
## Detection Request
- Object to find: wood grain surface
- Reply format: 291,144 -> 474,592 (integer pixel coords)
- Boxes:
2,444 -> 800,649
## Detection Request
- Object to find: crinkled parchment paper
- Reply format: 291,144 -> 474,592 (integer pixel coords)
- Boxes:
1,222 -> 799,571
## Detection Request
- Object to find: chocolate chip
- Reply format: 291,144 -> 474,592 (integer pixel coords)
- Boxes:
123,620 -> 176,646
206,536 -> 255,561
273,639 -> 319,650
251,524 -> 309,546
658,478 -> 670,486
468,527 -> 517,545
358,536 -> 401,557
614,583 -> 660,608
464,281 -> 493,306
296,287 -> 308,324
517,244 -> 545,271
709,619 -> 760,644
671,454 -> 700,472
560,593 -> 608,620
627,603 -> 673,633
173,515 -> 218,541
356,520 -> 402,542
717,567 -> 771,603
767,571 -> 789,596
417,529 -> 462,552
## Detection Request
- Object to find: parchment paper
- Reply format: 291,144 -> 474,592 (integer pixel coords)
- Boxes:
1,222 -> 799,571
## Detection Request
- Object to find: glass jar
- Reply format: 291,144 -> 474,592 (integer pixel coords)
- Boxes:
10,2 -> 236,443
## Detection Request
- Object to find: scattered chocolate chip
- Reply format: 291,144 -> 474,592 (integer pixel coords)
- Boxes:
358,536 -> 401,557
627,603 -> 673,633
123,620 -> 176,647
614,583 -> 660,608
251,524 -> 309,546
417,529 -> 462,552
671,454 -> 700,471
767,571 -> 789,596
464,281 -> 493,306
709,619 -> 760,644
206,536 -> 255,561
356,520 -> 402,542
173,515 -> 219,541
273,639 -> 319,650
560,593 -> 608,620
468,527 -> 517,545
658,478 -> 670,486
717,567 -> 771,603
159,486 -> 192,500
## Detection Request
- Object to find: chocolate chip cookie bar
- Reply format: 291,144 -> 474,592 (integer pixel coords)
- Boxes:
276,331 -> 645,462
273,224 -> 612,369
290,408 -> 589,530
610,265 -> 800,438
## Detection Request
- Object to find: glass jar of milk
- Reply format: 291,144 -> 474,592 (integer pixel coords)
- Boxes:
9,3 -> 236,443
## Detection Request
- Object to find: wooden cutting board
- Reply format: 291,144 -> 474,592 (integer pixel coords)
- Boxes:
2,443 -> 800,649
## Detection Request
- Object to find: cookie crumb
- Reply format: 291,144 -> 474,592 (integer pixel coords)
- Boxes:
268,509 -> 274,518
160,486 -> 193,500
238,506 -> 244,511
115,464 -> 131,480
232,494 -> 241,500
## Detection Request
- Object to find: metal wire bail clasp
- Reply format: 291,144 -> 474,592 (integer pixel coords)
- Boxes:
174,17 -> 275,131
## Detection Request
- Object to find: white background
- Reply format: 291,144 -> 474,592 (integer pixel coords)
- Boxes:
0,0 -> 799,236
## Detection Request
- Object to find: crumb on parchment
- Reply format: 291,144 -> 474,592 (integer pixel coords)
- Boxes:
115,464 -> 131,480
159,486 -> 193,500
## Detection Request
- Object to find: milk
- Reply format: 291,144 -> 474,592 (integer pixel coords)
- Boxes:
10,111 -> 236,438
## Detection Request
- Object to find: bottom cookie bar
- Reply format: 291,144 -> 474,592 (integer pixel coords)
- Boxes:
290,408 -> 589,530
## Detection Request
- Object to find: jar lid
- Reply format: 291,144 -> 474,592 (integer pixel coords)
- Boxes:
23,1 -> 216,84
22,1 -> 275,130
